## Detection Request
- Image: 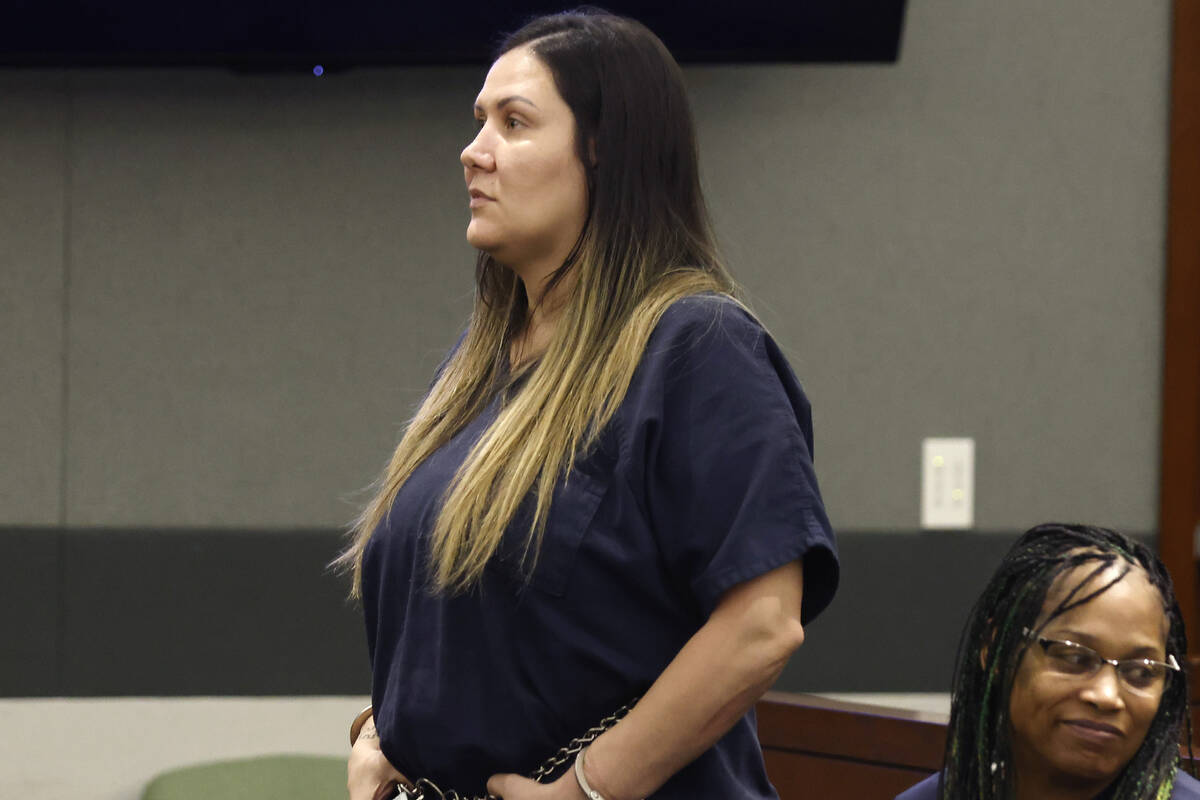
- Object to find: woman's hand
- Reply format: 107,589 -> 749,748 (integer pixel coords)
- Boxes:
486,771 -> 585,800
347,716 -> 411,800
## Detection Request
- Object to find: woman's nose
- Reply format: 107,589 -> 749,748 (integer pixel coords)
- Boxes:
1080,663 -> 1126,711
461,128 -> 496,172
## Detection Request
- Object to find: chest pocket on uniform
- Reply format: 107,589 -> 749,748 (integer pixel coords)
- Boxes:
527,467 -> 609,596
492,439 -> 614,597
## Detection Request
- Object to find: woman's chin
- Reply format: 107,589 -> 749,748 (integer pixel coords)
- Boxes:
466,234 -> 515,267
1047,754 -> 1124,789
464,218 -> 489,245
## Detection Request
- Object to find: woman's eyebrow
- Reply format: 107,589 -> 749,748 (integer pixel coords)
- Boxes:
474,95 -> 539,113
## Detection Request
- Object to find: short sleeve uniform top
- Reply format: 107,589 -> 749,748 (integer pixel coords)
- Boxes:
361,295 -> 840,798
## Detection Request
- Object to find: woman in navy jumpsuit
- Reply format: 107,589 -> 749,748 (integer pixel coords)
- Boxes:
345,11 -> 839,800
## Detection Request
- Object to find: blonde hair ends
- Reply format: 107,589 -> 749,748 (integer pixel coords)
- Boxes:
339,262 -> 736,597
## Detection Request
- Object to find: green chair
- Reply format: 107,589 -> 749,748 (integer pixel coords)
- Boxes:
141,754 -> 346,800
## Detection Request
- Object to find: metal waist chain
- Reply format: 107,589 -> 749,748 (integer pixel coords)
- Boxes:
399,698 -> 639,800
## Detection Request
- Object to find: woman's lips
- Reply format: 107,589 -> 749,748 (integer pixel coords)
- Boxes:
1063,719 -> 1123,742
468,189 -> 494,208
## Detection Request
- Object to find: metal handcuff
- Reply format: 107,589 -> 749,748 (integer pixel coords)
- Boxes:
383,699 -> 639,800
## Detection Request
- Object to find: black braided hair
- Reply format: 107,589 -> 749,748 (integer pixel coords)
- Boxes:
939,523 -> 1192,800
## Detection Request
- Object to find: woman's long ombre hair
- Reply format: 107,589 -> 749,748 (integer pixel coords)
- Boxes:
340,9 -> 737,596
940,523 -> 1191,800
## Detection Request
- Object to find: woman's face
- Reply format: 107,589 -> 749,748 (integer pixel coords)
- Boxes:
460,45 -> 589,279
1008,563 -> 1170,794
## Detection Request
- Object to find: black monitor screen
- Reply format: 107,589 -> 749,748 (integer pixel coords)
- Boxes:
2,1 -> 908,68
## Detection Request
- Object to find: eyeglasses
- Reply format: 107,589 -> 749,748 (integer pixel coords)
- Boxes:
1023,628 -> 1181,692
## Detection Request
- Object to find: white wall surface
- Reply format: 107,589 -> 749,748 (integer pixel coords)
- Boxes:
0,697 -> 367,800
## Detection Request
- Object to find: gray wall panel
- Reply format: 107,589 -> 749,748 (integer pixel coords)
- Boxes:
66,70 -> 479,526
0,74 -> 66,525
693,0 -> 1169,531
0,0 -> 1172,534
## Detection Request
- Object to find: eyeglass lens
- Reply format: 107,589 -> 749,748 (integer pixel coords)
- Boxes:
1041,640 -> 1169,690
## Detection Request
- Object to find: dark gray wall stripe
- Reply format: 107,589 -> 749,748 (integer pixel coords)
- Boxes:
2,529 -> 61,695
0,528 -> 1153,697
1,528 -> 369,697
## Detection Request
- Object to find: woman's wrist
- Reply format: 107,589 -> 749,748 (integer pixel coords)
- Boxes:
574,745 -> 638,800
573,746 -> 604,800
349,704 -> 374,746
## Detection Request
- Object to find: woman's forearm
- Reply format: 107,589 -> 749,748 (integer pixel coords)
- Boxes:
582,560 -> 806,800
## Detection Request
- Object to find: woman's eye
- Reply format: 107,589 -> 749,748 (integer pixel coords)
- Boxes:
1045,644 -> 1094,671
1120,663 -> 1159,687
505,116 -> 523,130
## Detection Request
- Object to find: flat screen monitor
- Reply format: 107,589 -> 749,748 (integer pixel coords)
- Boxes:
1,1 -> 908,68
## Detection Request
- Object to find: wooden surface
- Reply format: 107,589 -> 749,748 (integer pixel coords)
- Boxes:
753,691 -> 1200,800
1161,0 -> 1200,656
757,692 -> 947,800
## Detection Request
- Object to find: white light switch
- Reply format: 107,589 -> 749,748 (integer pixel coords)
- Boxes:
921,437 -> 974,529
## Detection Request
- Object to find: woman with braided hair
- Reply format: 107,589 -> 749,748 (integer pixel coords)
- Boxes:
896,523 -> 1199,800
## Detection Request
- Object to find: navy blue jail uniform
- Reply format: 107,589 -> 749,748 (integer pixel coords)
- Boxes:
362,295 -> 839,798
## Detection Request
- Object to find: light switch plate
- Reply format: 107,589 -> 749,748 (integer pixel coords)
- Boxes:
921,437 -> 974,529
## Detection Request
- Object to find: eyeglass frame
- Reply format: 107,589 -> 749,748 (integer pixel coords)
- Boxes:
1020,626 -> 1182,691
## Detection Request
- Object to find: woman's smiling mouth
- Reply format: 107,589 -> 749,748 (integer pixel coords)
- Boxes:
1062,719 -> 1123,743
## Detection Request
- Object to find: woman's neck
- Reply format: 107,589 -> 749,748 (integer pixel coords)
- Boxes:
509,312 -> 556,368
1013,770 -> 1112,800
510,269 -> 573,367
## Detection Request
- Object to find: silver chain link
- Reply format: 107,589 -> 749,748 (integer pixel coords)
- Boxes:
401,698 -> 639,800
